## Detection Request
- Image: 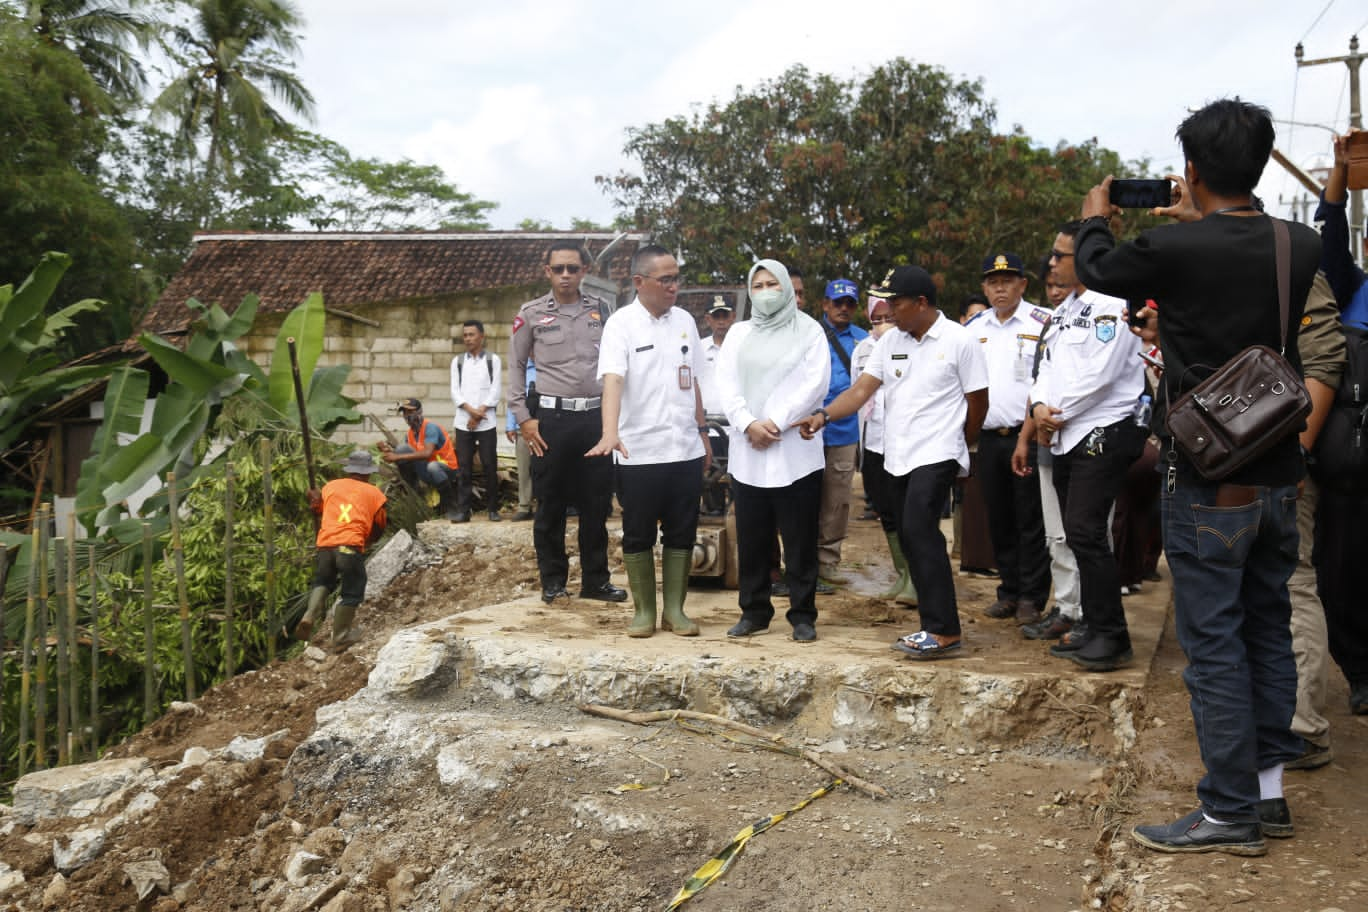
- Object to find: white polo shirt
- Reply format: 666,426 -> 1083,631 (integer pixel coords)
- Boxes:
715,321 -> 829,488
966,300 -> 1051,430
699,334 -> 725,415
1030,289 -> 1145,456
596,298 -> 706,466
863,312 -> 989,477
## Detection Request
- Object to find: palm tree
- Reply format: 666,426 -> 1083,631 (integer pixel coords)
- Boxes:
16,0 -> 152,110
152,0 -> 315,180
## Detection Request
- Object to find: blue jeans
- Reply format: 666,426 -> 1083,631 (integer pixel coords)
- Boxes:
394,445 -> 457,489
1161,479 -> 1303,822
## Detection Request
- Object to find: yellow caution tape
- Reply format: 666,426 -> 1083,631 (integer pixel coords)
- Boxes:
664,779 -> 844,911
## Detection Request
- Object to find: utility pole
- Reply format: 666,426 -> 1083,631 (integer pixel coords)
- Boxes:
1297,35 -> 1365,265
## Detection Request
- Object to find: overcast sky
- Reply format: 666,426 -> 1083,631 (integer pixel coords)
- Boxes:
291,0 -> 1367,230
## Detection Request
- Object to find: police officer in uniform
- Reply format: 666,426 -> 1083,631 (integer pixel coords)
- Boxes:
508,241 -> 628,604
968,253 -> 1053,624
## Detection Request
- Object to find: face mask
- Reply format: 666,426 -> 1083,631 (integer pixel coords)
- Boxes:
751,288 -> 786,318
405,413 -> 422,431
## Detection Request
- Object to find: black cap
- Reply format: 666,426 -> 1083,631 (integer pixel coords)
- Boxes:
397,397 -> 422,412
706,295 -> 733,315
868,266 -> 937,305
981,253 -> 1025,277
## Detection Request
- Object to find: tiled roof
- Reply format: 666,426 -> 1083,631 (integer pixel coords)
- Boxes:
139,231 -> 650,337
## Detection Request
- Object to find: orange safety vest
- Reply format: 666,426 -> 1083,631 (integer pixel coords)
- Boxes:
407,419 -> 459,469
315,477 -> 388,550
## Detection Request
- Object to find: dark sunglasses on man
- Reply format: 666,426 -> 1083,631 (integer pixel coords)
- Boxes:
549,264 -> 582,275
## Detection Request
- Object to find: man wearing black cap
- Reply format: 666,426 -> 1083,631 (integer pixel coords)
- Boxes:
967,253 -> 1052,624
379,398 -> 461,521
699,295 -> 735,417
507,241 -> 627,605
796,265 -> 988,659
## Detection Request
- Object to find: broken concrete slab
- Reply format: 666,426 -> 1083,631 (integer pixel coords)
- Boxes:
12,758 -> 151,825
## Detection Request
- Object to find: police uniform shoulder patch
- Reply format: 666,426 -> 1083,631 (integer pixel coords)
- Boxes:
512,315 -> 525,333
1094,314 -> 1117,343
1301,314 -> 1312,326
1029,307 -> 1049,324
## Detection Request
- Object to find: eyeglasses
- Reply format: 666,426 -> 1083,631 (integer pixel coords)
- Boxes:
869,315 -> 891,324
639,273 -> 682,287
548,264 -> 582,275
831,299 -> 857,308
1050,250 -> 1074,260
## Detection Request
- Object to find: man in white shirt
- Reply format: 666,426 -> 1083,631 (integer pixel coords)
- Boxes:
797,265 -> 988,659
1029,221 -> 1147,671
967,253 -> 1053,624
589,245 -> 711,637
450,320 -> 503,522
699,296 -> 734,417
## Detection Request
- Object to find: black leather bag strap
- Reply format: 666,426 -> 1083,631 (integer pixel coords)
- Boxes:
1272,217 -> 1291,356
823,324 -> 853,375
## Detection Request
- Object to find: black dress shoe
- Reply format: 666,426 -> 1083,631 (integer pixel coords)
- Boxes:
510,510 -> 534,522
450,510 -> 471,524
488,510 -> 502,522
1048,623 -> 1092,655
580,582 -> 628,602
541,585 -> 568,604
727,618 -> 770,638
1255,798 -> 1293,838
1063,632 -> 1133,672
1133,809 -> 1266,856
791,623 -> 817,642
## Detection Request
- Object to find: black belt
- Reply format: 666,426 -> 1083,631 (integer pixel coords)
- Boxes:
985,425 -> 1022,437
538,394 -> 601,412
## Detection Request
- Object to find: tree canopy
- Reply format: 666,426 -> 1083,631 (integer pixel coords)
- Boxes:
599,59 -> 1138,309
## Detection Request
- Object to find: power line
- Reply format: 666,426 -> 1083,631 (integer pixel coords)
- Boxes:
1302,0 -> 1338,43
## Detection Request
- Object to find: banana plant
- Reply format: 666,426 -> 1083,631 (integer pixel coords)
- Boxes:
0,253 -> 113,451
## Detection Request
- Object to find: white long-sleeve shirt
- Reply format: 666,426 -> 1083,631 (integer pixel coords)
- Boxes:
450,350 -> 502,433
1030,289 -> 1145,455
715,321 -> 830,488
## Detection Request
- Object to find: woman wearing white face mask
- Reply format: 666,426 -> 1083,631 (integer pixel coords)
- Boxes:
715,260 -> 831,642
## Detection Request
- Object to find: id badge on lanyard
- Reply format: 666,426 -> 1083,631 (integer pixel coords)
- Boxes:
678,342 -> 692,390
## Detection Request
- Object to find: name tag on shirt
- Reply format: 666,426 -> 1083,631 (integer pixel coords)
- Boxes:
635,344 -> 654,353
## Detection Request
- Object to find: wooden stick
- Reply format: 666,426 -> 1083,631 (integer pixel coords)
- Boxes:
87,540 -> 99,756
35,506 -> 50,769
54,535 -> 69,766
0,545 -> 8,743
19,527 -> 37,776
223,462 -> 236,677
261,439 -> 277,662
167,472 -> 196,699
578,704 -> 889,799
142,522 -> 156,725
65,514 -> 80,760
286,338 -> 318,493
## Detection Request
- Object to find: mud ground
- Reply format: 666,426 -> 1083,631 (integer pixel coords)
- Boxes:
2,510 -> 1365,911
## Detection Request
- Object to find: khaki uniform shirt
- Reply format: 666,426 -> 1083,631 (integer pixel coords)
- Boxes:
507,291 -> 610,425
1299,272 -> 1346,390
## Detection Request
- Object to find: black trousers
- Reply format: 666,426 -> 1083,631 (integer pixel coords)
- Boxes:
861,448 -> 898,534
977,431 -> 1050,603
531,408 -> 613,590
1314,488 -> 1368,686
455,427 -> 499,512
734,469 -> 822,629
311,546 -> 366,606
1051,419 -> 1147,639
890,460 -> 962,636
617,458 -> 704,554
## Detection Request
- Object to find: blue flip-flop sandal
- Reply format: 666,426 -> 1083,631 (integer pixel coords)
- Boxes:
891,630 -> 963,660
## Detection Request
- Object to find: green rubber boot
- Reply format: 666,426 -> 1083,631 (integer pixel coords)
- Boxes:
660,547 -> 700,636
331,602 -> 359,650
623,551 -> 658,637
880,531 -> 919,606
295,586 -> 329,640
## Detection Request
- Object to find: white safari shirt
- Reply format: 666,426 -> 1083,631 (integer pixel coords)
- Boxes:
596,299 -> 705,465
1030,289 -> 1145,455
863,312 -> 988,477
965,301 -> 1051,430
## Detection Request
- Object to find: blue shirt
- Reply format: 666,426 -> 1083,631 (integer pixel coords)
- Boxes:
1314,193 -> 1368,330
821,317 -> 868,447
505,360 -> 537,431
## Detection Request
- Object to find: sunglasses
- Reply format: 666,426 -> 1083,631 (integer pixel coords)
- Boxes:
831,299 -> 858,308
548,264 -> 582,275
